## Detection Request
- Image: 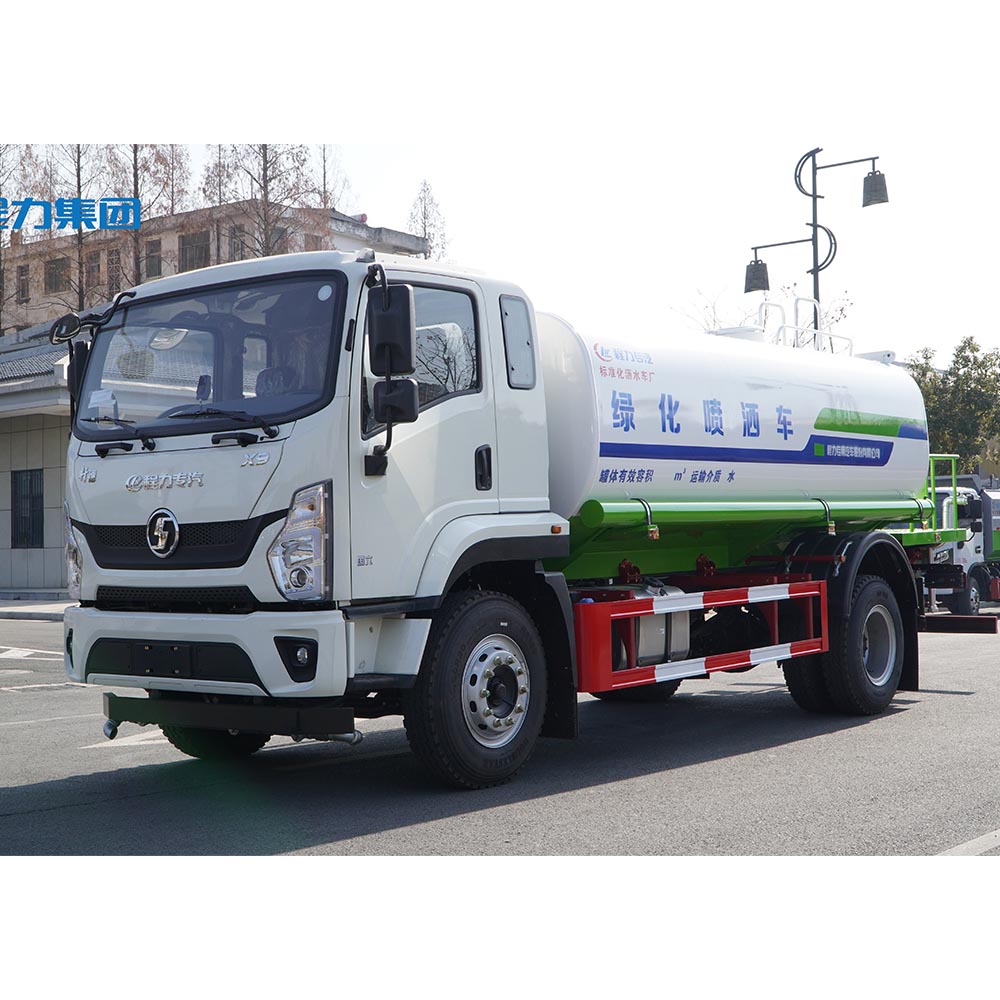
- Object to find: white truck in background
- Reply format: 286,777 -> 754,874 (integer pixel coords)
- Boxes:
924,472 -> 1000,615
53,250 -> 995,788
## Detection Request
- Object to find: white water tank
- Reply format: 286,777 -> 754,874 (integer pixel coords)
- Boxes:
536,312 -> 929,520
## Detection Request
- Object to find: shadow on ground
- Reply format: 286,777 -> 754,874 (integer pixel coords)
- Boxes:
0,683 -> 906,855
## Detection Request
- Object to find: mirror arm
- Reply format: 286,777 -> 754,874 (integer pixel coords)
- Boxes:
365,346 -> 395,477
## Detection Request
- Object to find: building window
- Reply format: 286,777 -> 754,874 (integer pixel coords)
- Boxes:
179,230 -> 210,272
44,257 -> 71,294
11,469 -> 44,549
108,248 -> 121,295
86,250 -> 101,293
304,233 -> 323,251
145,239 -> 162,279
271,227 -> 288,255
16,265 -> 29,304
228,226 -> 246,262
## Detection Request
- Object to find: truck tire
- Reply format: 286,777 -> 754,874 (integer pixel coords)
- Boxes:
781,654 -> 838,713
951,572 -> 983,616
160,726 -> 270,760
821,574 -> 904,715
592,679 -> 682,703
403,590 -> 547,789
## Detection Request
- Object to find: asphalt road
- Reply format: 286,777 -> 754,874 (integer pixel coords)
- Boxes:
2,618 -> 999,855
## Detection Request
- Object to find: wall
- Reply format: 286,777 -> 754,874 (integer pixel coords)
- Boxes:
0,414 -> 69,593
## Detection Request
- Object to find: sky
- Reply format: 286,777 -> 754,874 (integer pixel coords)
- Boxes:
10,0 -> 998,980
20,3 -> 998,369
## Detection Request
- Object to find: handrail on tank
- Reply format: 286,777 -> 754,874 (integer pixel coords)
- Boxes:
772,322 -> 854,355
757,301 -> 786,333
925,454 -> 960,531
793,296 -> 823,331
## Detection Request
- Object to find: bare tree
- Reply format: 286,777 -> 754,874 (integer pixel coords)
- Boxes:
0,144 -> 34,334
230,144 -> 314,257
163,145 -> 191,215
109,144 -> 170,286
313,144 -> 352,212
48,144 -> 116,312
202,144 -> 238,263
408,180 -> 447,260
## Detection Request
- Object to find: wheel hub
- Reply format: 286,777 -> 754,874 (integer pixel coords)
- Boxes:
862,604 -> 896,687
463,635 -> 529,748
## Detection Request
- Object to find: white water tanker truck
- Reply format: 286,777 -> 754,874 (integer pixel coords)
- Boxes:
52,251 -> 995,788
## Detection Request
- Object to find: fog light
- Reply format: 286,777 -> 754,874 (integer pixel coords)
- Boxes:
274,636 -> 318,683
289,567 -> 310,589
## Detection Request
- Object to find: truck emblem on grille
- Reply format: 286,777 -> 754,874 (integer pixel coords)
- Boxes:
146,508 -> 180,558
126,472 -> 204,492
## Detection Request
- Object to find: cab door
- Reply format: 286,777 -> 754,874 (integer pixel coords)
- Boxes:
348,276 -> 498,600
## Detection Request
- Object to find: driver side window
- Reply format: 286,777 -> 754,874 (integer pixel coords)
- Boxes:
362,284 -> 480,436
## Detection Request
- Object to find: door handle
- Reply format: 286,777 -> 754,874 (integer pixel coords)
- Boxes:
475,445 -> 492,491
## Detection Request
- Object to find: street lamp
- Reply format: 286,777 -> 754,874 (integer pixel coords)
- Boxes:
744,147 -> 888,328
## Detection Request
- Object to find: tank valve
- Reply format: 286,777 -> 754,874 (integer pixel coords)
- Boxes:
636,498 -> 659,540
103,719 -> 119,740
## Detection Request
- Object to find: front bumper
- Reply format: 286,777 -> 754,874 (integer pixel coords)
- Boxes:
65,605 -> 349,698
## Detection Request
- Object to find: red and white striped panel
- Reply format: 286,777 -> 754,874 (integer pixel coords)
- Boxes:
649,580 -> 823,615
608,636 -> 827,691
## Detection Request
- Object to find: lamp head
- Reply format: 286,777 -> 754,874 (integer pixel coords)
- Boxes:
744,258 -> 770,293
863,170 -> 888,207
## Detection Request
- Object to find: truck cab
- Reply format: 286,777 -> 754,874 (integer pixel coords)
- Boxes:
63,251 -> 572,785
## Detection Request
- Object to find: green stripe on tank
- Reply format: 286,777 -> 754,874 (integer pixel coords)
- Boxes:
814,408 -> 927,437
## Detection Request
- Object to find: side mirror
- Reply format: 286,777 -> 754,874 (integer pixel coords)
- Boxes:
367,284 -> 416,375
373,378 -> 419,426
49,313 -> 82,345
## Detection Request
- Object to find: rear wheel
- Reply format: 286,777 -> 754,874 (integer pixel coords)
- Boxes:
161,726 -> 270,760
403,591 -> 547,789
821,574 -> 904,715
782,654 -> 838,713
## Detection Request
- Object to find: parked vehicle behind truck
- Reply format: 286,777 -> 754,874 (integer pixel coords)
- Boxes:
918,470 -> 1000,615
55,251 -> 996,788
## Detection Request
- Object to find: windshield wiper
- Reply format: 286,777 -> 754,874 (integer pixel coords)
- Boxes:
166,406 -> 279,438
80,416 -> 156,452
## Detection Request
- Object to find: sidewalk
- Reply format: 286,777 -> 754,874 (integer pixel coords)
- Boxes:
0,599 -> 75,622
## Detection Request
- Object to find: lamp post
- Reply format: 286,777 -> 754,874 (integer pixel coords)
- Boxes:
744,147 -> 888,329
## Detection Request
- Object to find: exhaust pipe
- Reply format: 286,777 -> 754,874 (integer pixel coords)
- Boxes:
103,719 -> 119,740
325,730 -> 363,746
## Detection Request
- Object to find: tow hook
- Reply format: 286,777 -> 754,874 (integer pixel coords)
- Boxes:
103,719 -> 119,740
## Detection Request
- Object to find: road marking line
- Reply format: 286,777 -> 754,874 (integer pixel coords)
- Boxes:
938,829 -> 1000,856
0,647 -> 62,659
0,682 -> 87,692
0,669 -> 33,676
0,712 -> 103,727
80,731 -> 169,749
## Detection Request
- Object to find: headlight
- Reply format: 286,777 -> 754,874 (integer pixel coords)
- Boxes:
64,502 -> 82,601
268,482 -> 331,601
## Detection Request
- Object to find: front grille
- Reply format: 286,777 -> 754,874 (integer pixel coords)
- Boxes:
95,586 -> 257,613
75,510 -> 284,570
93,519 -> 246,549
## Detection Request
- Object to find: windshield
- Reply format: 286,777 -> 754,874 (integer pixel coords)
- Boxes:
75,272 -> 345,440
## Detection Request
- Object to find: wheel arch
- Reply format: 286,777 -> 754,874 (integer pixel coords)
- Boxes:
445,557 -> 577,740
783,529 -> 919,692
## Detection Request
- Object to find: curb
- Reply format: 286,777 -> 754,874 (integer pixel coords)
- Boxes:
0,612 -> 66,622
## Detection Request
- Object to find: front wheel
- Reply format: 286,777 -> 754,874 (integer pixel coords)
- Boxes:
161,726 -> 270,760
951,572 -> 983,616
403,591 -> 547,789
